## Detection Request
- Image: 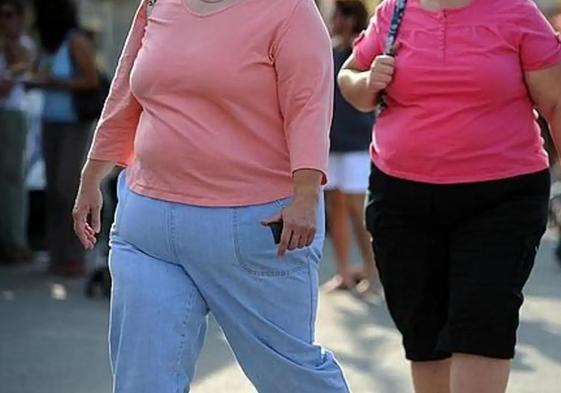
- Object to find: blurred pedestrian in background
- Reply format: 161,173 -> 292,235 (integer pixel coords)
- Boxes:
324,0 -> 378,294
339,0 -> 561,392
30,0 -> 99,277
73,0 -> 350,392
0,0 -> 34,264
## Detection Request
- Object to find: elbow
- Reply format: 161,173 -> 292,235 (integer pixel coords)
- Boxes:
335,72 -> 355,109
337,69 -> 375,113
344,93 -> 375,113
336,69 -> 345,91
354,102 -> 376,113
336,69 -> 351,99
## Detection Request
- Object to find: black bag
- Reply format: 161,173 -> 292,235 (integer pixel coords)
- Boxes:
73,72 -> 110,122
375,0 -> 408,117
69,32 -> 111,122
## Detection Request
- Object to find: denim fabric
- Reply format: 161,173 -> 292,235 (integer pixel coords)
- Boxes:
108,172 -> 350,393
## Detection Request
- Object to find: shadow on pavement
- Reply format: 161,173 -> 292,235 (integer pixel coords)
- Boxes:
2,236 -> 561,393
334,301 -> 406,393
0,260 -> 238,393
513,239 -> 561,371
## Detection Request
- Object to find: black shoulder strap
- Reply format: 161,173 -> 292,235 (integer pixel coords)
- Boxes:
384,0 -> 408,56
375,0 -> 408,116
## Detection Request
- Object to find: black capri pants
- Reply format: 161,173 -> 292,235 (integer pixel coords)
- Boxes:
365,165 -> 550,361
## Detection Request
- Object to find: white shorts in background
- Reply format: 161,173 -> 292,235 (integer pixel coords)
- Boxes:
326,151 -> 371,194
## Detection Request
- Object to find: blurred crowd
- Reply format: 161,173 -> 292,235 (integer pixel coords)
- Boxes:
0,0 -> 104,277
1,0 -> 561,288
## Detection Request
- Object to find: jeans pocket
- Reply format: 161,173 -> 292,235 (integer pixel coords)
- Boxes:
234,197 -> 310,277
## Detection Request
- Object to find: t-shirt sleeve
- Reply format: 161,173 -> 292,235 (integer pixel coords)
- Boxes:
352,0 -> 392,70
272,0 -> 333,183
517,0 -> 561,71
88,0 -> 146,166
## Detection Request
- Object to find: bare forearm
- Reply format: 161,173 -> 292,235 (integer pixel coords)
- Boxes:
337,69 -> 379,112
546,108 -> 561,161
525,66 -> 561,162
293,169 -> 322,204
81,159 -> 116,186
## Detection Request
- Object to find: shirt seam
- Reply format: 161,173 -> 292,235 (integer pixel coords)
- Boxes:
270,0 -> 305,59
129,180 -> 295,207
373,158 -> 549,184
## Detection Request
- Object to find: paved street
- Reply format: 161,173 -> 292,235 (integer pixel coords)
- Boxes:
1,235 -> 561,393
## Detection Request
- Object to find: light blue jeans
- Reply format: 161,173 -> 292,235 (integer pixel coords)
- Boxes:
108,173 -> 350,393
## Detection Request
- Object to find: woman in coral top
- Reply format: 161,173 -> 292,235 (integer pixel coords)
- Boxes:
339,0 -> 561,392
72,0 -> 350,392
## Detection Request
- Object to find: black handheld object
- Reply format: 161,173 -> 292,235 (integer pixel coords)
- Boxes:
268,221 -> 284,244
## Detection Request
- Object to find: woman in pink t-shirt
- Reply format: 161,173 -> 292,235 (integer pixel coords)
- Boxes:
71,0 -> 350,392
339,0 -> 561,392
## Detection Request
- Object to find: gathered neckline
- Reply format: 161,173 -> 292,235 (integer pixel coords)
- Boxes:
414,0 -> 479,14
180,0 -> 252,17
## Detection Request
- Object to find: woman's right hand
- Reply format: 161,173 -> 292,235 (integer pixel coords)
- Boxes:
73,160 -> 116,249
367,55 -> 396,92
73,178 -> 104,250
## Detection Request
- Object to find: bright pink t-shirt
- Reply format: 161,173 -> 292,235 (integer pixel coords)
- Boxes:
89,0 -> 333,206
354,0 -> 561,184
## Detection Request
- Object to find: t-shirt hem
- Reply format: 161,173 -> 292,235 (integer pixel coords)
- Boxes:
88,152 -> 130,167
373,158 -> 549,185
128,179 -> 295,208
292,165 -> 328,186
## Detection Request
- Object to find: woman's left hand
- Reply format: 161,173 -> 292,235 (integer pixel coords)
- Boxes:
262,195 -> 318,257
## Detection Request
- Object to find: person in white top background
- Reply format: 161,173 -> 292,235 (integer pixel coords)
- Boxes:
0,0 -> 34,264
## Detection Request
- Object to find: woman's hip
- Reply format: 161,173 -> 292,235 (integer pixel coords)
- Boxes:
112,172 -> 325,273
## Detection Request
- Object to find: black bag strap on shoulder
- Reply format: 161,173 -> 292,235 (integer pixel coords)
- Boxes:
68,31 -> 111,122
375,0 -> 408,116
384,0 -> 408,56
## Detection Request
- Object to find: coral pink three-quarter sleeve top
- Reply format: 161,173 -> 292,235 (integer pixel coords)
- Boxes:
88,0 -> 333,206
354,0 -> 561,184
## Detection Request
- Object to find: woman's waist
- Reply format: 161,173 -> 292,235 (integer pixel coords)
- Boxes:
372,146 -> 549,185
372,114 -> 548,183
134,116 -> 291,165
374,112 -> 543,153
126,160 -> 295,207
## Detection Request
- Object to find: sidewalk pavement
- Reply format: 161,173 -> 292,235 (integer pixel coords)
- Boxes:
1,236 -> 561,393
